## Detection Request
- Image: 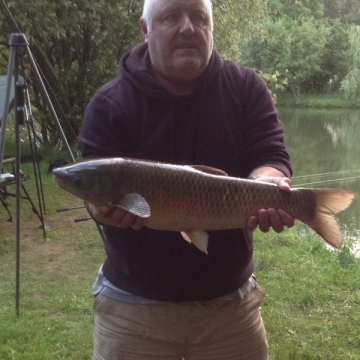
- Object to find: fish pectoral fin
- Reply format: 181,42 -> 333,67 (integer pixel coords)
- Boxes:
112,193 -> 151,218
181,230 -> 209,254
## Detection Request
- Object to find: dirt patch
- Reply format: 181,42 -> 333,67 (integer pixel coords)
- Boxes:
0,199 -> 93,270
1,207 -> 104,295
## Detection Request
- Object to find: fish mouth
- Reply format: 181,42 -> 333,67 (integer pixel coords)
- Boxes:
52,168 -> 63,178
52,168 -> 67,188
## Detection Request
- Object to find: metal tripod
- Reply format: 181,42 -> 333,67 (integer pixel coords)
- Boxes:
0,33 -> 75,317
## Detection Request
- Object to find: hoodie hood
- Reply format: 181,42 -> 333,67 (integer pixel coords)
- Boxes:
119,42 -> 224,100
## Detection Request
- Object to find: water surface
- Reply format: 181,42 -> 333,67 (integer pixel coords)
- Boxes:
279,107 -> 360,255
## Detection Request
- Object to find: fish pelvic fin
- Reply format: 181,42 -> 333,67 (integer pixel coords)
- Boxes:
305,189 -> 355,249
112,193 -> 151,218
181,230 -> 209,254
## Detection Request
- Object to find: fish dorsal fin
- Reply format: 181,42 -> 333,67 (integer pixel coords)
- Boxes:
188,165 -> 228,176
112,193 -> 151,218
181,230 -> 209,254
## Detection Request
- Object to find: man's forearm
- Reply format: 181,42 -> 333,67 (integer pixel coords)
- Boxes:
248,166 -> 288,179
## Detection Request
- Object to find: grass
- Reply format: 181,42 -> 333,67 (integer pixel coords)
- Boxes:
0,156 -> 102,360
277,92 -> 360,109
1,158 -> 360,359
254,227 -> 360,359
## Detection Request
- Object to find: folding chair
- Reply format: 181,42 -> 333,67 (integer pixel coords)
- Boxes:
0,156 -> 43,226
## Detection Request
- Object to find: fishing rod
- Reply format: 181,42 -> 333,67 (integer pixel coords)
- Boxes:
0,0 -> 21,33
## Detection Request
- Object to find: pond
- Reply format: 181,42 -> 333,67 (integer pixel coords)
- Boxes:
278,107 -> 360,255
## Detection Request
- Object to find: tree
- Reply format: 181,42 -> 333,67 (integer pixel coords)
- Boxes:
0,0 -> 143,146
323,0 -> 360,24
340,25 -> 360,99
240,16 -> 330,96
310,19 -> 350,92
268,0 -> 325,21
0,0 -> 268,147
240,0 -> 354,96
212,0 -> 267,61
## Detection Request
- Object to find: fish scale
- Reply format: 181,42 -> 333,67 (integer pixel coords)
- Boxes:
53,157 -> 355,253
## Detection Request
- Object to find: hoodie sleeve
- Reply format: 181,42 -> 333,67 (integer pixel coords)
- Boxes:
238,67 -> 292,178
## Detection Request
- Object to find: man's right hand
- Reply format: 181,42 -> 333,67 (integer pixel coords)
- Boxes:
86,203 -> 147,230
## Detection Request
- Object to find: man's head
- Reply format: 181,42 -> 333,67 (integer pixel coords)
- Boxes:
142,0 -> 213,32
140,0 -> 214,94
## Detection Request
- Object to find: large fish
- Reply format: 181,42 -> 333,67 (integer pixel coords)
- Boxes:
53,158 -> 355,253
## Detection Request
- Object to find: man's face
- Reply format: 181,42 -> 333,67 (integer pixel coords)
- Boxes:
141,0 -> 213,89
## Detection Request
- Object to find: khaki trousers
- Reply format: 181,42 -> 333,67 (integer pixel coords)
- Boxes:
92,286 -> 268,360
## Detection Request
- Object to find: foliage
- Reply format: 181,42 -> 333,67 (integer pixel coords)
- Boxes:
212,0 -> 267,62
0,0 -> 268,148
323,0 -> 360,24
240,15 -> 331,96
1,0 -> 358,147
340,25 -> 360,99
0,0 -> 143,147
268,0 -> 325,20
258,70 -> 288,104
341,69 -> 360,100
240,0 -> 356,97
269,0 -> 360,25
314,19 -> 351,92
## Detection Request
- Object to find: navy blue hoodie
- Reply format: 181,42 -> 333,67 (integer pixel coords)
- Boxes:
78,43 -> 292,301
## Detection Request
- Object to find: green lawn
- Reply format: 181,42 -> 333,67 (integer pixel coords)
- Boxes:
0,161 -> 359,359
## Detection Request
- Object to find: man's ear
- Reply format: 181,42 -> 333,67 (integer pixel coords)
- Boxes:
140,17 -> 149,42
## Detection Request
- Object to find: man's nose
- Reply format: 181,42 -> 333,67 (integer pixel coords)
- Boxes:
179,15 -> 195,33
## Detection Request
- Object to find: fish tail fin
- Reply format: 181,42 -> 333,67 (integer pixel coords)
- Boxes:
305,189 -> 355,248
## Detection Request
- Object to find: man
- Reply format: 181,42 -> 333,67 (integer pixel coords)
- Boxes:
78,0 -> 294,358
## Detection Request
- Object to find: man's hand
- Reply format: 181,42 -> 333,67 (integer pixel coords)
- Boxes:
246,176 -> 295,233
86,203 -> 147,230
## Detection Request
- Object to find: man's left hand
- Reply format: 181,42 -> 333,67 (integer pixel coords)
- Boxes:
246,176 -> 295,233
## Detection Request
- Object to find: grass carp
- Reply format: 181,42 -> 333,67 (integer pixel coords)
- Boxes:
53,158 -> 355,253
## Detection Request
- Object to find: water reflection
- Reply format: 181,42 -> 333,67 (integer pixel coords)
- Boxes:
278,107 -> 360,255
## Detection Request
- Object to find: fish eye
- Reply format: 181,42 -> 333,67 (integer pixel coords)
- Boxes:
73,177 -> 82,187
